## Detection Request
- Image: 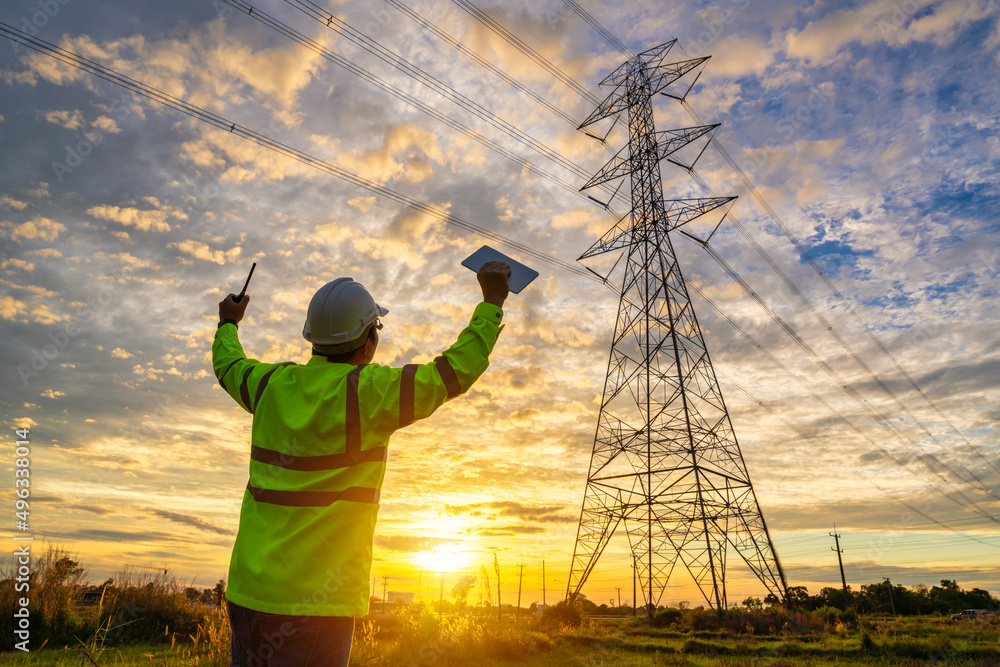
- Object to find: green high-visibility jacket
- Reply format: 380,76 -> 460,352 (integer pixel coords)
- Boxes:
212,302 -> 504,616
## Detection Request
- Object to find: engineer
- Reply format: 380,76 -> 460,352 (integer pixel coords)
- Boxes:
212,260 -> 511,666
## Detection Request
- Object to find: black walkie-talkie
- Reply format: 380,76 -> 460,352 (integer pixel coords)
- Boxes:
234,262 -> 256,303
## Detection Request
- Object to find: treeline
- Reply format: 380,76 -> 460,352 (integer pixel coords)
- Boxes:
0,546 -> 225,651
563,579 -> 998,617
755,579 -> 998,615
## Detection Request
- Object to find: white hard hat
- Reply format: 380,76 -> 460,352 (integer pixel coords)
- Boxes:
302,277 -> 388,349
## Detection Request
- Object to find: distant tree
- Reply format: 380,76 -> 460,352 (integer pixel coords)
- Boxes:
478,565 -> 492,608
200,589 -> 214,605
492,551 -> 502,621
786,585 -> 810,609
213,579 -> 226,606
741,596 -> 763,611
184,587 -> 201,602
451,574 -> 476,607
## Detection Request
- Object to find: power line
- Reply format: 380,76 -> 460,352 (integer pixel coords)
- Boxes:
521,0 -> 1000,511
0,21 -> 594,285
712,366 -> 1000,551
687,168 -> 995,497
282,0 -> 598,184
220,0 -> 625,214
368,0 -> 990,512
700,243 -> 1000,526
560,0 -> 633,58
450,0 -> 601,107
565,0 -> 1000,481
383,0 -> 578,126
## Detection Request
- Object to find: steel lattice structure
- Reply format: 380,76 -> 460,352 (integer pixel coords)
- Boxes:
567,42 -> 789,611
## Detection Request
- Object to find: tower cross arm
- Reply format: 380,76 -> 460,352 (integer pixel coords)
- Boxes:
578,210 -> 634,260
577,57 -> 711,130
581,125 -> 721,191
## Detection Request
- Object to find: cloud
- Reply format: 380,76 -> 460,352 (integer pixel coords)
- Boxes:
374,534 -> 458,552
702,34 -> 776,78
477,525 -> 546,536
147,509 -> 235,537
110,348 -> 134,359
41,389 -> 66,399
41,109 -> 86,130
5,217 -> 65,242
0,195 -> 28,210
91,115 -> 122,134
784,0 -> 993,64
1,258 -> 36,272
444,500 -> 575,523
347,196 -> 376,212
169,239 -> 242,265
337,123 -> 445,185
86,204 -> 180,233
0,294 -> 66,325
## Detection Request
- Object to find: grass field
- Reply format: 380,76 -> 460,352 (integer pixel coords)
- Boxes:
3,606 -> 998,666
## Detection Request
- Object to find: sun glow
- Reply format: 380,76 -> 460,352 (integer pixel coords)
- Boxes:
412,545 -> 472,573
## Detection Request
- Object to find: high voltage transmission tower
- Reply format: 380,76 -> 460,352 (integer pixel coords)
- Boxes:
567,42 -> 789,612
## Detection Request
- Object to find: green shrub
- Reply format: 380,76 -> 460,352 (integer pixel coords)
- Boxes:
650,607 -> 684,628
537,599 -> 582,629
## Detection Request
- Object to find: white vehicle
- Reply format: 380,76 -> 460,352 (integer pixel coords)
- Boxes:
951,609 -> 995,620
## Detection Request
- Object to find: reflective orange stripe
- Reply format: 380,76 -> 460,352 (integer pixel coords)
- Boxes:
250,444 -> 387,470
251,362 -> 296,413
246,481 -> 380,506
399,364 -> 418,427
218,358 -> 242,391
248,362 -> 378,507
346,364 -> 366,457
239,367 -> 254,410
434,355 -> 461,398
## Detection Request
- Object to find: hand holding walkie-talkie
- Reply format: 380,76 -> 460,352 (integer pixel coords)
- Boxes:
234,262 -> 256,303
219,262 -> 256,325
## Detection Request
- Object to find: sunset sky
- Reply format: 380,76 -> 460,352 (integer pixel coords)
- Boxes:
2,0 -> 998,610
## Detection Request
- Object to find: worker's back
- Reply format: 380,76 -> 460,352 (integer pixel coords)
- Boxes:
214,302 -> 504,616
214,261 -> 511,667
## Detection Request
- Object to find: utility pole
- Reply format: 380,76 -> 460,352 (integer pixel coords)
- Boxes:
615,587 -> 622,610
830,524 -> 848,602
633,554 -> 637,617
567,42 -> 788,614
541,559 -> 546,607
516,562 -> 525,619
885,578 -> 897,617
382,576 -> 388,613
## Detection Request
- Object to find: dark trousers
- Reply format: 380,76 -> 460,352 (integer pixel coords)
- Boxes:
227,599 -> 354,667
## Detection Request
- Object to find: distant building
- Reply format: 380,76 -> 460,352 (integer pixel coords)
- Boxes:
386,591 -> 414,604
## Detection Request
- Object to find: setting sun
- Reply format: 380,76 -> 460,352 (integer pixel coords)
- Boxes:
413,546 -> 473,573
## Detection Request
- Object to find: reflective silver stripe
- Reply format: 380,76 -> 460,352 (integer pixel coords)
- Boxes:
399,364 -> 418,427
250,444 -> 387,470
434,355 -> 461,398
246,481 -> 380,506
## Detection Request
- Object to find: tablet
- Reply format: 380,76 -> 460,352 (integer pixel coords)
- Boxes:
461,245 -> 539,294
